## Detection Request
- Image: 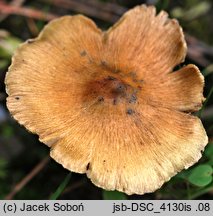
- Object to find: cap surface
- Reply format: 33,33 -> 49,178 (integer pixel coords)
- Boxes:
5,5 -> 208,195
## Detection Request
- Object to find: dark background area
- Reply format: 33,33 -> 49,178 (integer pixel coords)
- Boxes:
0,0 -> 213,200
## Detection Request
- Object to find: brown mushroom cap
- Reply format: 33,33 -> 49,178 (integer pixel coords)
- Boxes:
5,5 -> 208,195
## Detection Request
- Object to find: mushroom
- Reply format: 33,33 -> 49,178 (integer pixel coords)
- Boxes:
5,5 -> 208,195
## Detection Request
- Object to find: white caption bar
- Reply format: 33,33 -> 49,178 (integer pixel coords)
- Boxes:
0,200 -> 212,216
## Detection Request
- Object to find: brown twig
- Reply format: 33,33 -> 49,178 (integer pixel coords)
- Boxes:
61,179 -> 86,196
27,18 -> 40,36
5,156 -> 50,200
0,0 -> 26,22
40,0 -> 121,23
0,2 -> 58,21
78,0 -> 126,15
185,34 -> 213,67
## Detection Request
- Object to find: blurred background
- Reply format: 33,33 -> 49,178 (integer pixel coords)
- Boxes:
0,0 -> 212,200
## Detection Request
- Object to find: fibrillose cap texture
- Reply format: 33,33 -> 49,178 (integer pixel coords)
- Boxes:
5,5 -> 208,195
